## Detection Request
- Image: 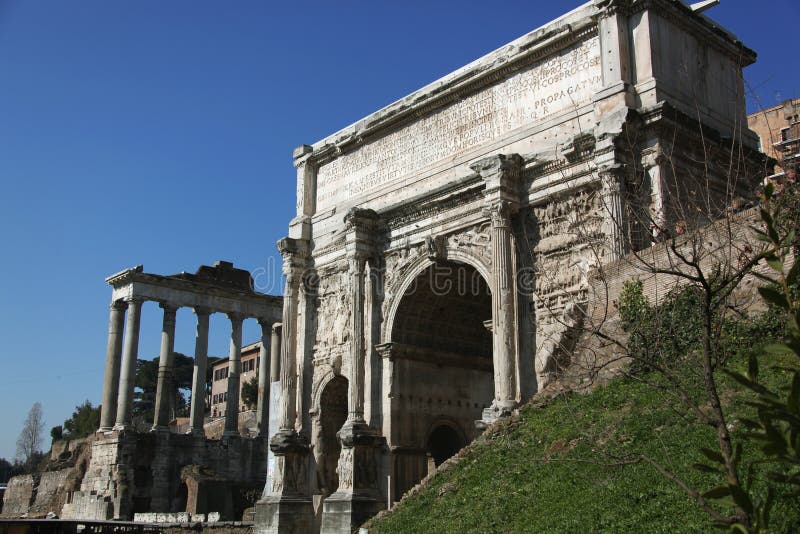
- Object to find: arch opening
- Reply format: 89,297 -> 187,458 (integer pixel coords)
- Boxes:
427,424 -> 465,467
317,375 -> 348,497
388,260 -> 494,497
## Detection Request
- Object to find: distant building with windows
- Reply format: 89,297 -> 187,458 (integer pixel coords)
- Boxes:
209,341 -> 263,418
748,98 -> 800,180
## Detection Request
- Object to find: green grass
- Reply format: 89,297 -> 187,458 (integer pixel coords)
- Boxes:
367,353 -> 800,533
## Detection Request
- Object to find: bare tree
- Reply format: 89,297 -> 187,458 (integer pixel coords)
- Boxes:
15,402 -> 45,470
519,90 -> 796,530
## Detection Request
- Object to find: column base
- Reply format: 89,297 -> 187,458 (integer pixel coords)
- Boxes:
320,493 -> 384,534
254,429 -> 312,533
475,401 -> 516,429
254,496 -> 314,534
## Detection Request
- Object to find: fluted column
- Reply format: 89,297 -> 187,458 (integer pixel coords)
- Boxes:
488,201 -> 519,411
258,238 -> 312,531
152,303 -> 179,431
99,300 -> 127,432
188,307 -> 211,436
114,298 -> 144,430
256,318 -> 272,437
472,153 -> 524,420
320,209 -> 385,533
223,312 -> 245,437
347,254 -> 367,423
600,165 -> 628,260
277,243 -> 302,433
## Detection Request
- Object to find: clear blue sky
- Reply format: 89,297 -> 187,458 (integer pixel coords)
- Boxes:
0,0 -> 797,462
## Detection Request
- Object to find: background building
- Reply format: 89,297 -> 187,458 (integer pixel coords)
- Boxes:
748,97 -> 800,179
210,341 -> 264,418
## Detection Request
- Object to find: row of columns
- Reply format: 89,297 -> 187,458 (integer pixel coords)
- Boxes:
98,298 -> 279,437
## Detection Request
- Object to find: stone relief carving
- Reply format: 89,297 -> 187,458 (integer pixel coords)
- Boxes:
535,300 -> 584,388
314,268 -> 351,352
531,188 -> 603,308
446,223 -> 492,267
336,447 -> 354,491
271,453 -> 308,496
425,235 -> 446,261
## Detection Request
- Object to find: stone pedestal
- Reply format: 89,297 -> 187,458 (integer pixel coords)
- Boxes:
320,421 -> 385,534
254,429 -> 313,534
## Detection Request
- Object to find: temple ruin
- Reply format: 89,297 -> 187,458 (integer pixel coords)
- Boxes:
63,261 -> 282,521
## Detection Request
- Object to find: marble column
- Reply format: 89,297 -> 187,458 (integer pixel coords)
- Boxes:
223,312 -> 245,437
600,165 -> 628,260
114,298 -> 144,431
98,300 -> 127,432
347,254 -> 367,424
321,211 -> 385,534
256,238 -> 312,534
152,302 -> 179,431
487,201 -> 519,413
188,307 -> 211,436
275,239 -> 304,435
472,154 -> 524,419
256,318 -> 272,437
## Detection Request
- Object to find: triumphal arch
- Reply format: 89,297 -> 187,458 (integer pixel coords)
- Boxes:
256,1 -> 760,531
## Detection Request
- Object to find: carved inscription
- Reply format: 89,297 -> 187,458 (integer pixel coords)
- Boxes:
316,37 -> 601,211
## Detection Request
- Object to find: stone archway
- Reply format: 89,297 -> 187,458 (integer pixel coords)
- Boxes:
317,375 -> 349,497
386,259 -> 494,498
426,421 -> 466,468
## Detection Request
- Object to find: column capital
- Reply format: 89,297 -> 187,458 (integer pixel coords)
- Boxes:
641,149 -> 664,170
277,236 -> 308,260
347,254 -> 368,275
193,306 -> 212,317
278,237 -> 309,280
124,296 -> 146,305
227,312 -> 246,324
159,301 -> 179,313
343,207 -> 380,231
110,300 -> 128,311
483,200 -> 517,228
272,322 -> 283,335
257,317 -> 273,328
470,153 -> 524,177
344,208 -> 384,262
598,164 -> 626,192
472,153 -> 524,197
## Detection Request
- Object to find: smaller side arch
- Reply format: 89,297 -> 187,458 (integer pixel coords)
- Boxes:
425,418 -> 467,467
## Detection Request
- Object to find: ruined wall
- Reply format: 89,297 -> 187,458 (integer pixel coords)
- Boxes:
1,438 -> 91,518
63,432 -> 268,521
2,475 -> 35,515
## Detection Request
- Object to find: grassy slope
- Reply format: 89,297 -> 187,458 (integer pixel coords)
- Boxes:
368,354 -> 799,533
